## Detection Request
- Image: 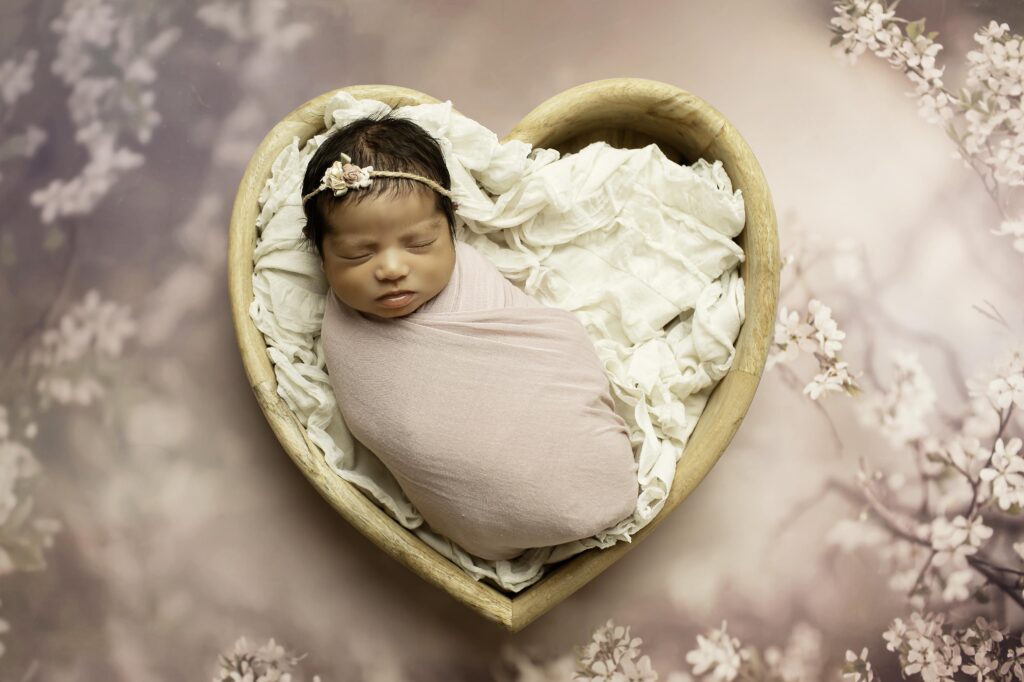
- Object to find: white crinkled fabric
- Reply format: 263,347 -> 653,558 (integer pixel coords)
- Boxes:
250,91 -> 746,593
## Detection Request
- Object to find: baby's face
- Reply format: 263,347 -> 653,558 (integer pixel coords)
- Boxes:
320,188 -> 455,319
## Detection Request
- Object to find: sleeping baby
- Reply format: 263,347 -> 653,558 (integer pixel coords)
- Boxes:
301,110 -> 639,561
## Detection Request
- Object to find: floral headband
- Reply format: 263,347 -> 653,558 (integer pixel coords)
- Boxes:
301,152 -> 459,209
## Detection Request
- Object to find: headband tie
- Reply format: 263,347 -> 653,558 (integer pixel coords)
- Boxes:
302,152 -> 459,209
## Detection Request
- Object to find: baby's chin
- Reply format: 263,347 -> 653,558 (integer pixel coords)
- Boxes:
360,306 -> 420,320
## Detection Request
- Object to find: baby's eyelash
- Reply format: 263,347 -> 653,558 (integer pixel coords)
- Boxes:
341,240 -> 436,260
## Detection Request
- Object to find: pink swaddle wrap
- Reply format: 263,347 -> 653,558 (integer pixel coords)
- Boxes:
321,240 -> 639,560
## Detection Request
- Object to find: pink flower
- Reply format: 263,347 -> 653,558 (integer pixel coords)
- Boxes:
320,153 -> 374,196
340,163 -> 370,187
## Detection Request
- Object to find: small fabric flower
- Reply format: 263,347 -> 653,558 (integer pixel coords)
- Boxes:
321,153 -> 373,196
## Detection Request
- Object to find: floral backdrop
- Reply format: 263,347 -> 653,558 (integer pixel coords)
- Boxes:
2,0 -> 1024,680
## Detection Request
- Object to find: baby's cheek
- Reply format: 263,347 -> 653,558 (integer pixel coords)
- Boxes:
325,266 -> 357,291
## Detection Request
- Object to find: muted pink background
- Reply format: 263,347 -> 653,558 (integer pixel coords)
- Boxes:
2,0 -> 1022,679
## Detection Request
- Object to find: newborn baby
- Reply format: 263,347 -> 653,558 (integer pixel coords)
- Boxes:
301,110 -> 639,561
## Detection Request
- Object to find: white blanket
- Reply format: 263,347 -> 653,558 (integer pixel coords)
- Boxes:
250,91 -> 745,592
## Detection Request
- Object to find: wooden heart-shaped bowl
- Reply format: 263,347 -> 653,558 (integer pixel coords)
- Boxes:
228,77 -> 779,632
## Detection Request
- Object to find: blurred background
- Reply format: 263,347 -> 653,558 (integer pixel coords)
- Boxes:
2,0 -> 1023,680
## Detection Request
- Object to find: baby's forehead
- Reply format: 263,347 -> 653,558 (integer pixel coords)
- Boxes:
326,188 -> 437,222
325,203 -> 444,229
324,203 -> 444,243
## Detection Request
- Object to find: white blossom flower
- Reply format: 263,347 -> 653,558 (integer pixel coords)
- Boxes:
67,77 -> 117,127
0,439 -> 59,576
31,289 -> 136,367
36,375 -> 105,406
53,0 -> 118,50
959,616 -> 1005,680
986,373 -> 1024,411
908,614 -> 961,680
574,619 -> 657,682
841,647 -> 875,682
857,350 -> 936,448
941,568 -> 975,602
767,305 -> 818,369
917,89 -> 955,125
807,299 -> 846,358
760,622 -> 824,682
1001,633 -> 1024,680
929,515 -> 993,567
0,49 -> 38,107
833,2 -> 1024,195
0,441 -> 41,526
37,0 -> 179,223
197,0 -> 314,51
768,296 -> 857,399
883,617 -> 908,652
803,361 -> 855,400
961,21 -> 1024,186
830,0 -> 896,65
27,290 -> 136,406
944,435 -> 986,479
775,305 -> 817,351
992,218 -> 1024,256
978,437 -> 1024,511
76,289 -> 137,356
29,138 -> 145,223
215,636 -> 321,682
684,621 -> 745,681
883,613 -> 1021,682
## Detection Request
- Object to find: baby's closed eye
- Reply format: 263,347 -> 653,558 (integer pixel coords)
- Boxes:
341,239 -> 437,260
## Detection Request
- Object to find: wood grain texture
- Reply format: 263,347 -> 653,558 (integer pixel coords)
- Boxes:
227,77 -> 780,632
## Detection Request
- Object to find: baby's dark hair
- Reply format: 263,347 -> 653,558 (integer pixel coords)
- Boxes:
301,110 -> 458,260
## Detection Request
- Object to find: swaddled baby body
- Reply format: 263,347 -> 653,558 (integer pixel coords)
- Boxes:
301,110 -> 639,561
